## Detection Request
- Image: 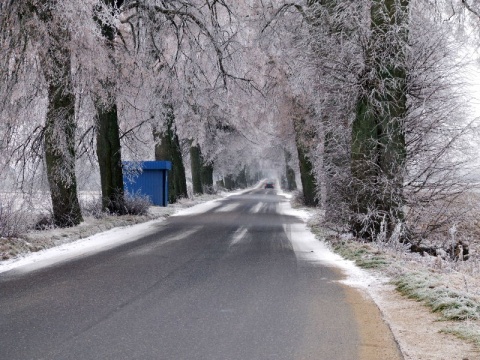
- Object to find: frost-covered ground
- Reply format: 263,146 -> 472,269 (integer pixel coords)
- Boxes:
1,188 -> 479,359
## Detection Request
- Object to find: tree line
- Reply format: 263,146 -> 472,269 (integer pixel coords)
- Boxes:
1,0 -> 480,255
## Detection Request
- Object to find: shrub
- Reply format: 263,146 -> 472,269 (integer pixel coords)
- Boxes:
0,198 -> 29,238
81,192 -> 152,217
81,197 -> 105,219
123,192 -> 152,216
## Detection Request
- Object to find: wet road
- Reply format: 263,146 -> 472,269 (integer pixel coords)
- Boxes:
0,188 -> 400,359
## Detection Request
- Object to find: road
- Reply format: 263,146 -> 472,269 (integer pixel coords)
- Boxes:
0,187 -> 402,360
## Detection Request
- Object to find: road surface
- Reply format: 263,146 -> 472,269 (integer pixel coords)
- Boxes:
0,187 -> 402,359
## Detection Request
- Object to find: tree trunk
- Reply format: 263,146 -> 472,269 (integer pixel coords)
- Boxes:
296,142 -> 317,206
293,114 -> 318,207
154,105 -> 188,203
350,0 -> 408,239
190,144 -> 203,195
95,0 -> 126,214
236,167 -> 248,189
201,161 -> 214,192
96,103 -> 126,213
40,3 -> 83,227
224,175 -> 236,190
284,150 -> 297,191
44,84 -> 83,227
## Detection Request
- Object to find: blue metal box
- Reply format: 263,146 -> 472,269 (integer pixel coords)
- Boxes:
123,161 -> 172,207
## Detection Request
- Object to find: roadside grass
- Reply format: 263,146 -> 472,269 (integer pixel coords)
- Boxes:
0,192 -> 223,262
309,221 -> 390,269
393,272 -> 480,321
331,241 -> 390,269
308,217 -> 480,349
440,325 -> 480,348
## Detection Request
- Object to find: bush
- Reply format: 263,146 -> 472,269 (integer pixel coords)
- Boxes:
81,197 -> 105,219
123,192 -> 152,216
33,213 -> 55,230
0,199 -> 29,238
81,192 -> 152,217
202,185 -> 217,195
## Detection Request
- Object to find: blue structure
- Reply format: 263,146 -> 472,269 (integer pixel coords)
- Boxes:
123,161 -> 172,207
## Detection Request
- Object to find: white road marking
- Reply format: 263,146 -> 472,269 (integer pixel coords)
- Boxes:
230,227 -> 248,246
250,203 -> 263,213
216,203 -> 240,213
125,226 -> 203,257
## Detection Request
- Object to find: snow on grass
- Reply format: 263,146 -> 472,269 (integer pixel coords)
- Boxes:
394,272 -> 480,320
0,192 -> 234,274
0,218 -> 167,274
441,325 -> 480,347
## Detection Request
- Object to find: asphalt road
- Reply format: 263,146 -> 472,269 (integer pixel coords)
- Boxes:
0,188 -> 399,360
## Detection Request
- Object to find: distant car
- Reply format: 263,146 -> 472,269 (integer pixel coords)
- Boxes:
264,182 -> 275,189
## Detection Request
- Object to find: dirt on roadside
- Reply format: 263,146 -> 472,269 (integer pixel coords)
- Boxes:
344,284 -> 403,360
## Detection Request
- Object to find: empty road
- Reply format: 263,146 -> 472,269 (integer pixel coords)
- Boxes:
0,187 -> 402,359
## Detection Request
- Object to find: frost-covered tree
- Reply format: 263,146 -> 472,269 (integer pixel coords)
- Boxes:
350,0 -> 409,239
0,0 -> 87,227
93,0 -> 127,214
261,0 -> 478,246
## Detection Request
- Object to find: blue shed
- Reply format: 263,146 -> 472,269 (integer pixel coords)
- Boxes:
123,161 -> 172,207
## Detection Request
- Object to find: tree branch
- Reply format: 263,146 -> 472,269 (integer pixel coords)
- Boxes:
462,0 -> 480,20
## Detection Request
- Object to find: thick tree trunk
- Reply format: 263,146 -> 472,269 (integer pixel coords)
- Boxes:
293,115 -> 318,207
236,167 -> 248,189
95,0 -> 126,214
296,143 -> 317,206
190,144 -> 203,195
40,3 -> 83,227
201,162 -> 214,192
350,0 -> 408,239
44,84 -> 83,227
96,103 -> 126,213
154,106 -> 187,203
224,175 -> 236,190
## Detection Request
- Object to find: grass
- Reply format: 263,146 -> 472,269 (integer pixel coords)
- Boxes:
326,234 -> 480,321
306,211 -> 480,350
331,241 -> 389,269
393,272 -> 480,321
441,325 -> 480,348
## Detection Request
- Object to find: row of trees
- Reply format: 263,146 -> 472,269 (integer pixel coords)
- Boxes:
2,0 -> 480,250
254,0 -> 480,247
1,0 -> 270,228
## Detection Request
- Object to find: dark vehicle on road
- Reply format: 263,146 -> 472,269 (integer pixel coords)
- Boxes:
264,181 -> 275,189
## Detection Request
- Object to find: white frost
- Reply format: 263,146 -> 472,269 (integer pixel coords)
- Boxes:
278,198 -> 375,290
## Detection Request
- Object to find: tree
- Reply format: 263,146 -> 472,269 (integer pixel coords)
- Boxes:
190,143 -> 204,195
350,0 -> 409,239
293,104 -> 318,206
41,12 -> 84,227
0,1 -> 83,227
154,105 -> 188,203
260,0 -> 476,247
284,150 -> 297,191
94,0 -> 127,214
